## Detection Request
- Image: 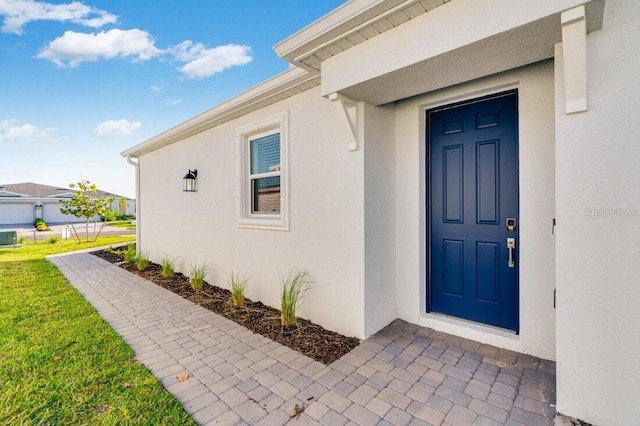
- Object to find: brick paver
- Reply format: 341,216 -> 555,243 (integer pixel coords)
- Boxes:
49,252 -> 557,425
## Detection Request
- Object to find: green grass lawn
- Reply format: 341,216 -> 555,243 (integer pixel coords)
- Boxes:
1,236 -> 136,262
0,237 -> 196,425
106,220 -> 136,230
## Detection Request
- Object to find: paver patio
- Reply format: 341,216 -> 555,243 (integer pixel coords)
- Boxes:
49,252 -> 557,425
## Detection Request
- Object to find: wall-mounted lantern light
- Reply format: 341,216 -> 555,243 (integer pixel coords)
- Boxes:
183,169 -> 198,192
34,203 -> 43,211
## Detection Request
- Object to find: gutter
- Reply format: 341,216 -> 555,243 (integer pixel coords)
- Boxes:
126,155 -> 141,253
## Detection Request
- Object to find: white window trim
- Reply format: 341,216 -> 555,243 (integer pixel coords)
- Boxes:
236,111 -> 289,230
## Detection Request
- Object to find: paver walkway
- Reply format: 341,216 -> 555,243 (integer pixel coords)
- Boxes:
49,253 -> 557,425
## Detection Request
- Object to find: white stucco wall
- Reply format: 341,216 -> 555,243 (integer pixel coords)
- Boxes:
363,101 -> 397,336
555,2 -> 640,424
394,61 -> 557,360
138,86 -> 367,339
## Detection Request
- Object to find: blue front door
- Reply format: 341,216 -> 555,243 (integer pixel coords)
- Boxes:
427,91 -> 519,332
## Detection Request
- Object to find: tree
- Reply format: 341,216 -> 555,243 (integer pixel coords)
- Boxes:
118,197 -> 127,215
59,179 -> 114,242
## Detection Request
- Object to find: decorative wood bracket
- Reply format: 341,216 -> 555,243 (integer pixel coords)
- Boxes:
328,92 -> 358,151
561,5 -> 587,114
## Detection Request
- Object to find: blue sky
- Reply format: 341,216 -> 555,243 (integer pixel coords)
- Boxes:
0,0 -> 344,198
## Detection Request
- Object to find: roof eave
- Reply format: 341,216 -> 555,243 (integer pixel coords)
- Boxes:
274,0 -> 405,65
121,67 -> 319,158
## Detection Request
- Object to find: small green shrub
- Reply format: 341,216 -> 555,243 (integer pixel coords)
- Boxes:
189,263 -> 209,292
47,235 -> 59,244
102,210 -> 117,222
229,272 -> 249,307
135,253 -> 149,271
161,257 -> 176,278
36,221 -> 48,231
33,218 -> 44,227
280,268 -> 313,327
122,245 -> 137,264
18,236 -> 24,244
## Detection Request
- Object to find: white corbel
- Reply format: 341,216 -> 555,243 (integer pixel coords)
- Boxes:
328,92 -> 358,151
561,5 -> 587,114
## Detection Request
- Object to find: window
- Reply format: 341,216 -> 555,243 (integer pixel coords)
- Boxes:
236,112 -> 289,230
250,133 -> 281,214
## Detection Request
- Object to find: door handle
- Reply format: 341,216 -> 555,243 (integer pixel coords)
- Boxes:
507,238 -> 516,268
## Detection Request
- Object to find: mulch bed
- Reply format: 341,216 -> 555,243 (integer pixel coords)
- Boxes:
90,248 -> 360,365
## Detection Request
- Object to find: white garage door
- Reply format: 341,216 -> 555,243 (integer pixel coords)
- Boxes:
0,203 -> 33,225
42,203 -> 100,224
43,203 -> 83,224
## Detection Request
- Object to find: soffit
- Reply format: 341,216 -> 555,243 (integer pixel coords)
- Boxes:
276,0 -> 450,71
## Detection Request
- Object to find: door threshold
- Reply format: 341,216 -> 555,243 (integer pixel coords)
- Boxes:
421,312 -> 519,338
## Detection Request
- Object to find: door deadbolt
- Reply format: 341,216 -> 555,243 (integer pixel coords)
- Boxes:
506,217 -> 517,232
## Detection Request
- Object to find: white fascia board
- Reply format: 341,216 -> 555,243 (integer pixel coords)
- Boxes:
274,0 -> 406,64
121,67 -> 318,158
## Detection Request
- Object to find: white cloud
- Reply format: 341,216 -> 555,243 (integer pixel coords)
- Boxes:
0,0 -> 117,35
0,119 -> 54,141
168,41 -> 252,79
93,119 -> 141,137
164,98 -> 183,106
149,84 -> 163,93
37,28 -> 160,67
31,15 -> 253,77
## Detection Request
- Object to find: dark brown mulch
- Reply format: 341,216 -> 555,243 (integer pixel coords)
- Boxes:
90,248 -> 360,365
94,250 -> 123,264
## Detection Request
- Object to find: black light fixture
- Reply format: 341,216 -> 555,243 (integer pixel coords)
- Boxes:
183,169 -> 198,192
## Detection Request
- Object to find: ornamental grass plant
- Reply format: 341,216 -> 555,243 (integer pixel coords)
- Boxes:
161,256 -> 176,278
122,245 -> 137,264
280,268 -> 313,327
189,262 -> 209,292
229,272 -> 249,307
135,253 -> 149,271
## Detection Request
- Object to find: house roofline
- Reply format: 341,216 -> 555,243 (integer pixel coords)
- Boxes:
121,0 -> 441,159
274,0 -> 450,71
0,190 -> 29,198
274,0 -> 405,65
121,67 -> 319,158
0,182 -> 128,199
0,197 -> 108,203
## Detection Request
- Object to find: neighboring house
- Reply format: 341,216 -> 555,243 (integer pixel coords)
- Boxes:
0,182 -> 135,225
121,1 -> 639,424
